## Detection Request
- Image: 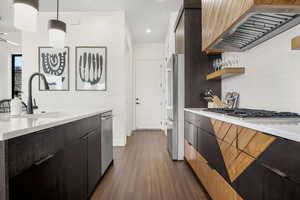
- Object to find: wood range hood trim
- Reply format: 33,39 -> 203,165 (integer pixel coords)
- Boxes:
203,3 -> 300,53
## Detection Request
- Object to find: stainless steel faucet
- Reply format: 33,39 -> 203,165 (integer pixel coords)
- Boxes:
27,73 -> 50,114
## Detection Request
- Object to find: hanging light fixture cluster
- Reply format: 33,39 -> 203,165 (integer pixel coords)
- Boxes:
13,0 -> 67,49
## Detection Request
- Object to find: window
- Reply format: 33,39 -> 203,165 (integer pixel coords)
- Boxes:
12,54 -> 23,98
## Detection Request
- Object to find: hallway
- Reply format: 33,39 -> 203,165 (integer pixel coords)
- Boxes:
91,130 -> 209,200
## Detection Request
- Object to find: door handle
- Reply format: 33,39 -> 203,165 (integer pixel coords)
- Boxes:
261,163 -> 288,178
136,98 -> 141,105
34,154 -> 55,166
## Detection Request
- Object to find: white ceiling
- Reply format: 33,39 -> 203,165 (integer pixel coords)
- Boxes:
0,0 -> 181,43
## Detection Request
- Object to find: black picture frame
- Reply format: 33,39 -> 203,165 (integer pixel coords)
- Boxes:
38,46 -> 70,91
75,46 -> 107,91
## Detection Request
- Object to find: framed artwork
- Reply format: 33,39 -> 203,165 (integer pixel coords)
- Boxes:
38,47 -> 70,91
75,46 -> 107,91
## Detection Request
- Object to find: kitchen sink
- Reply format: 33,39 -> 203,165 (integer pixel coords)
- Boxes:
16,112 -> 65,119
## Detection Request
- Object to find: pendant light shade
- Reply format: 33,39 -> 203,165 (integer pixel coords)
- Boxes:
48,20 -> 66,49
13,0 -> 39,32
48,0 -> 66,49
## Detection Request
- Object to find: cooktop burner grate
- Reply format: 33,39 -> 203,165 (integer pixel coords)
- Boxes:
204,108 -> 300,118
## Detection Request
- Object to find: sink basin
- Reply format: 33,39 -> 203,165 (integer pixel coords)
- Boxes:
15,112 -> 65,119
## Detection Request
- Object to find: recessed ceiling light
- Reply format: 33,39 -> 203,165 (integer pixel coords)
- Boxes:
146,28 -> 151,34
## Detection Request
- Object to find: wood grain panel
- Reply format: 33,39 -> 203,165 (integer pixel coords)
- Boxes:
228,152 -> 255,181
254,0 -> 300,5
197,159 -> 215,198
244,132 -> 276,158
184,140 -> 198,172
196,151 -> 208,164
210,118 -> 216,126
215,122 -> 232,140
201,0 -> 300,52
202,0 -> 254,51
223,125 -> 238,146
237,128 -> 256,151
211,169 -> 237,200
211,120 -> 223,136
184,140 -> 192,162
219,140 -> 241,170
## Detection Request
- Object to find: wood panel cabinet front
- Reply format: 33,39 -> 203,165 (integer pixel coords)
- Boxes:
201,0 -> 300,52
202,0 -> 254,51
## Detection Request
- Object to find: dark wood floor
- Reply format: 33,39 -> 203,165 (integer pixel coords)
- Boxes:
91,130 -> 209,200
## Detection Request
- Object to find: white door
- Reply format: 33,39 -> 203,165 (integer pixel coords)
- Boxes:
135,60 -> 163,130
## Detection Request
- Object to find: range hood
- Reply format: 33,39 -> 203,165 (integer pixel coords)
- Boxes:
209,13 -> 300,52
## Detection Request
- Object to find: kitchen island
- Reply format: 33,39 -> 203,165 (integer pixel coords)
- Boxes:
184,108 -> 300,200
0,110 -> 113,200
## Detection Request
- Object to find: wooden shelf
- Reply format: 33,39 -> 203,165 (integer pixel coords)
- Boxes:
206,68 -> 245,80
292,35 -> 300,50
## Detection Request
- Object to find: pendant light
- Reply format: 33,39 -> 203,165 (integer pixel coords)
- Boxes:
48,0 -> 66,49
13,0 -> 39,32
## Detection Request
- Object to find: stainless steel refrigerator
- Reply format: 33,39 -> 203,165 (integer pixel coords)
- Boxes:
166,54 -> 185,161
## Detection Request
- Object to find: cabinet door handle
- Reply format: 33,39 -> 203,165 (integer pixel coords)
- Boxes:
83,130 -> 97,139
34,154 -> 55,166
262,163 -> 288,178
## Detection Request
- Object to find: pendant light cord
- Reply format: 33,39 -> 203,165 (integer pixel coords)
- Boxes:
57,0 -> 59,20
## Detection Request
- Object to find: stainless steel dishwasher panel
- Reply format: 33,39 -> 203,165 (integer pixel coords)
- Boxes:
101,111 -> 113,176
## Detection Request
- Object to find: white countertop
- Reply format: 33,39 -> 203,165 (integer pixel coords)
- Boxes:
0,109 -> 112,141
185,108 -> 300,142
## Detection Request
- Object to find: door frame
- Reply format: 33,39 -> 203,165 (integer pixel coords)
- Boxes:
133,59 -> 164,131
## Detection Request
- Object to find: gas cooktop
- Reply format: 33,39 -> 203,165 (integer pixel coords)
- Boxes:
204,108 -> 300,119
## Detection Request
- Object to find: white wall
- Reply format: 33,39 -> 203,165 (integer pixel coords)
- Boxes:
222,24 -> 300,112
125,21 -> 134,136
22,11 -> 132,146
0,32 -> 22,100
164,12 -> 178,60
133,43 -> 164,130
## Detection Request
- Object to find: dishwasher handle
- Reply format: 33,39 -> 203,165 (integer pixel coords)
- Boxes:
101,116 -> 113,121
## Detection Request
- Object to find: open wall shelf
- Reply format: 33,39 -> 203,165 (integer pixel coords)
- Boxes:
206,67 -> 245,80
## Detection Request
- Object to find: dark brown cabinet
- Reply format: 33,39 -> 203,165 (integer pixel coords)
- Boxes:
10,151 -> 62,200
87,130 -> 101,196
174,1 -> 221,109
62,138 -> 88,200
4,113 -> 113,200
184,122 -> 197,149
9,137 -> 88,200
233,161 -> 300,200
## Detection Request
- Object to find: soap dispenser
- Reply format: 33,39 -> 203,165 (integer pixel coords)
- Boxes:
10,95 -> 22,116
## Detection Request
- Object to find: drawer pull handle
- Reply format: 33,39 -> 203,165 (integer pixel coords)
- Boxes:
262,164 -> 288,178
34,154 -> 55,166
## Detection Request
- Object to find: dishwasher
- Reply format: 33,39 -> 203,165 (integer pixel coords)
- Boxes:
101,111 -> 113,176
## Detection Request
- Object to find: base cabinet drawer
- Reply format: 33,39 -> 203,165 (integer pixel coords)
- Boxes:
9,137 -> 88,200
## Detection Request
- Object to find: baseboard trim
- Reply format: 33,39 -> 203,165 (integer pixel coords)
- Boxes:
113,136 -> 126,147
134,129 -> 164,132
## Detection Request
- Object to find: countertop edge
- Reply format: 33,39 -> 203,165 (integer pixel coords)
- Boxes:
0,109 -> 112,141
184,108 -> 300,143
